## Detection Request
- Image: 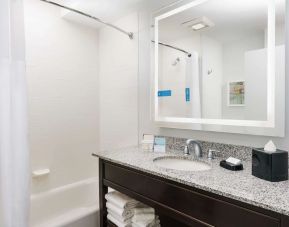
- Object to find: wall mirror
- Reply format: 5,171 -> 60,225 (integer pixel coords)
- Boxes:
153,0 -> 286,136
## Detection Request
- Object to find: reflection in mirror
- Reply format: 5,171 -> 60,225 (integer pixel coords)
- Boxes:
156,0 -> 285,124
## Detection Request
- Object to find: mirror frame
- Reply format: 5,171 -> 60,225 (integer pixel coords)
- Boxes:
153,0 -> 285,136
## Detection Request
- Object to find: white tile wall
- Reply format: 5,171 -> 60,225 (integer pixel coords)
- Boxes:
24,0 -> 99,194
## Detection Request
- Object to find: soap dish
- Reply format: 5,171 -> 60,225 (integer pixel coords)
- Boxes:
220,160 -> 243,171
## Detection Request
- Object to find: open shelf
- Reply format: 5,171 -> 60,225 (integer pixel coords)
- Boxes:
107,220 -> 117,227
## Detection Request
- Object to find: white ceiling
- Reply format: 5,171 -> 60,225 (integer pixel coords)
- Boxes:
60,0 -> 144,28
53,0 -> 180,28
159,0 -> 285,43
48,0 -> 285,40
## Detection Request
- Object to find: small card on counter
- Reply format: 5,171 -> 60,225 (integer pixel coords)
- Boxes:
154,136 -> 166,153
141,134 -> 154,151
143,134 -> 154,141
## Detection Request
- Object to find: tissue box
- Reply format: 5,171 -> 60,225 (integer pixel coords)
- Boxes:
252,148 -> 288,182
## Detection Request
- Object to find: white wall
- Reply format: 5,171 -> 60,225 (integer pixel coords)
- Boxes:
244,48 -> 267,121
221,34 -> 264,120
99,12 -> 139,150
201,35 -> 223,119
138,7 -> 289,150
24,0 -> 99,194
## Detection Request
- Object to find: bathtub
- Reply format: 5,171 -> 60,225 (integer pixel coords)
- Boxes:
30,177 -> 99,227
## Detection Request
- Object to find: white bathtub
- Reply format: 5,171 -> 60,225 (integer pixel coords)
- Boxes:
30,178 -> 99,227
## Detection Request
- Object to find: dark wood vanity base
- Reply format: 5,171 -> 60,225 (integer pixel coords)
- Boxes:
99,158 -> 289,227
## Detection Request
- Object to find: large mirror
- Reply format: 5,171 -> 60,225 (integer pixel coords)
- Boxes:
153,0 -> 285,136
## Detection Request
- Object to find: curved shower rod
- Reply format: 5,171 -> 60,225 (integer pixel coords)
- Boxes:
151,40 -> 191,57
39,0 -> 134,39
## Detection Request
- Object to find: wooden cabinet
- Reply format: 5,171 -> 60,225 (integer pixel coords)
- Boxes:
281,215 -> 289,226
99,159 -> 286,227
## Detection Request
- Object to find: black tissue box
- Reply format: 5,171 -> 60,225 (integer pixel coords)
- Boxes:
252,148 -> 288,182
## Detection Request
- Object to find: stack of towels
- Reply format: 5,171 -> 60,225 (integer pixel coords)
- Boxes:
105,191 -> 138,227
132,205 -> 160,227
105,191 -> 160,227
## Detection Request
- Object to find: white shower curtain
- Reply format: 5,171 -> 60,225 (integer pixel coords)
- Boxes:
185,51 -> 201,118
0,0 -> 30,227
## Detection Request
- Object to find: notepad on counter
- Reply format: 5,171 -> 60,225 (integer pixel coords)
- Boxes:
154,136 -> 166,153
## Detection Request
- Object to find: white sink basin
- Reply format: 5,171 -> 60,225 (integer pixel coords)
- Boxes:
153,156 -> 211,172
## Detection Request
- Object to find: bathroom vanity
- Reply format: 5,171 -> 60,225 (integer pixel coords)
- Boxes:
93,147 -> 289,227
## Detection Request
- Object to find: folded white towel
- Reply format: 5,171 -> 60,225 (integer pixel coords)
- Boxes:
134,207 -> 155,215
132,224 -> 160,227
105,191 -> 139,209
132,213 -> 155,222
107,213 -> 132,227
106,201 -> 134,218
132,218 -> 160,227
108,209 -> 133,222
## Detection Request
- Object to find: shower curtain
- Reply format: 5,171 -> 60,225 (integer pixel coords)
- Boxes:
185,51 -> 201,118
0,0 -> 30,227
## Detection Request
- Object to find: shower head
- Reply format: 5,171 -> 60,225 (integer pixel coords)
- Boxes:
172,57 -> 180,66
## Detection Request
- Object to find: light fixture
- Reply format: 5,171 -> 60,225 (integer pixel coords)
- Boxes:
182,16 -> 215,31
191,23 -> 206,30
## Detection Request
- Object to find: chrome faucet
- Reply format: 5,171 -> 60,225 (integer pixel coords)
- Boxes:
184,139 -> 203,157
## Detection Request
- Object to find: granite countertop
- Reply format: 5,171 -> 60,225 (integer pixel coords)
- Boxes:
93,146 -> 289,216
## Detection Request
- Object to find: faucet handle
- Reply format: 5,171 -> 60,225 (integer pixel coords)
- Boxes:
184,145 -> 189,155
208,149 -> 220,160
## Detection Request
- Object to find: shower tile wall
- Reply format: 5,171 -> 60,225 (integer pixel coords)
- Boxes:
25,0 -> 99,193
